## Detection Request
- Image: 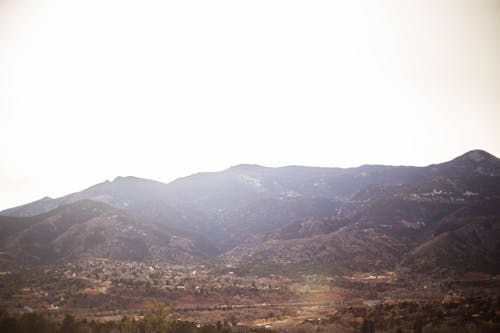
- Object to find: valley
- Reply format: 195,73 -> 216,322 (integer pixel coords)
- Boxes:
1,260 -> 499,332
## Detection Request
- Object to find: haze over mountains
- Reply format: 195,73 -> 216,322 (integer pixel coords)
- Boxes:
1,149 -> 499,276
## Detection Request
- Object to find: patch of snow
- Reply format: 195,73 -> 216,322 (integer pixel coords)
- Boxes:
281,190 -> 302,198
240,174 -> 263,188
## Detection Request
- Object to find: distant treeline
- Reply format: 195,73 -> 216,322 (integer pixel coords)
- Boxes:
0,302 -> 274,333
355,297 -> 500,333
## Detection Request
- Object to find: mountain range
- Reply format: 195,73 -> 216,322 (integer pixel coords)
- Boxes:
1,149 -> 499,276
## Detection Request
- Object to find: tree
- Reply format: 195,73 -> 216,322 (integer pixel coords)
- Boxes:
142,301 -> 177,333
361,319 -> 375,333
18,313 -> 55,333
413,318 -> 423,333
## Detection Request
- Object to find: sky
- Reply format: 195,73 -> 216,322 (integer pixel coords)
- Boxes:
0,0 -> 499,210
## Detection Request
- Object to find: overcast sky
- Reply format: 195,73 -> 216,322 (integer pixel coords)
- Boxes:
1,0 -> 499,210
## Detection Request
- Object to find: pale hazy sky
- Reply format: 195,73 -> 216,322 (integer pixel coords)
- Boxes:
1,0 -> 499,210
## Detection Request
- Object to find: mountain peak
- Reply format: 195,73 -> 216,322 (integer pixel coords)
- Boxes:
113,176 -> 140,182
460,149 -> 497,163
228,164 -> 266,171
110,176 -> 163,185
434,149 -> 500,177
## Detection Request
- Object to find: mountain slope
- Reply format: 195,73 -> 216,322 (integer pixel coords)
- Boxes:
225,172 -> 500,275
0,176 -> 171,217
226,223 -> 408,275
1,149 -> 499,275
401,198 -> 500,274
0,200 -> 217,265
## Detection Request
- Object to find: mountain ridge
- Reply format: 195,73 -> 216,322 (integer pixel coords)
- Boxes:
1,149 -> 499,275
3,149 -> 498,217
